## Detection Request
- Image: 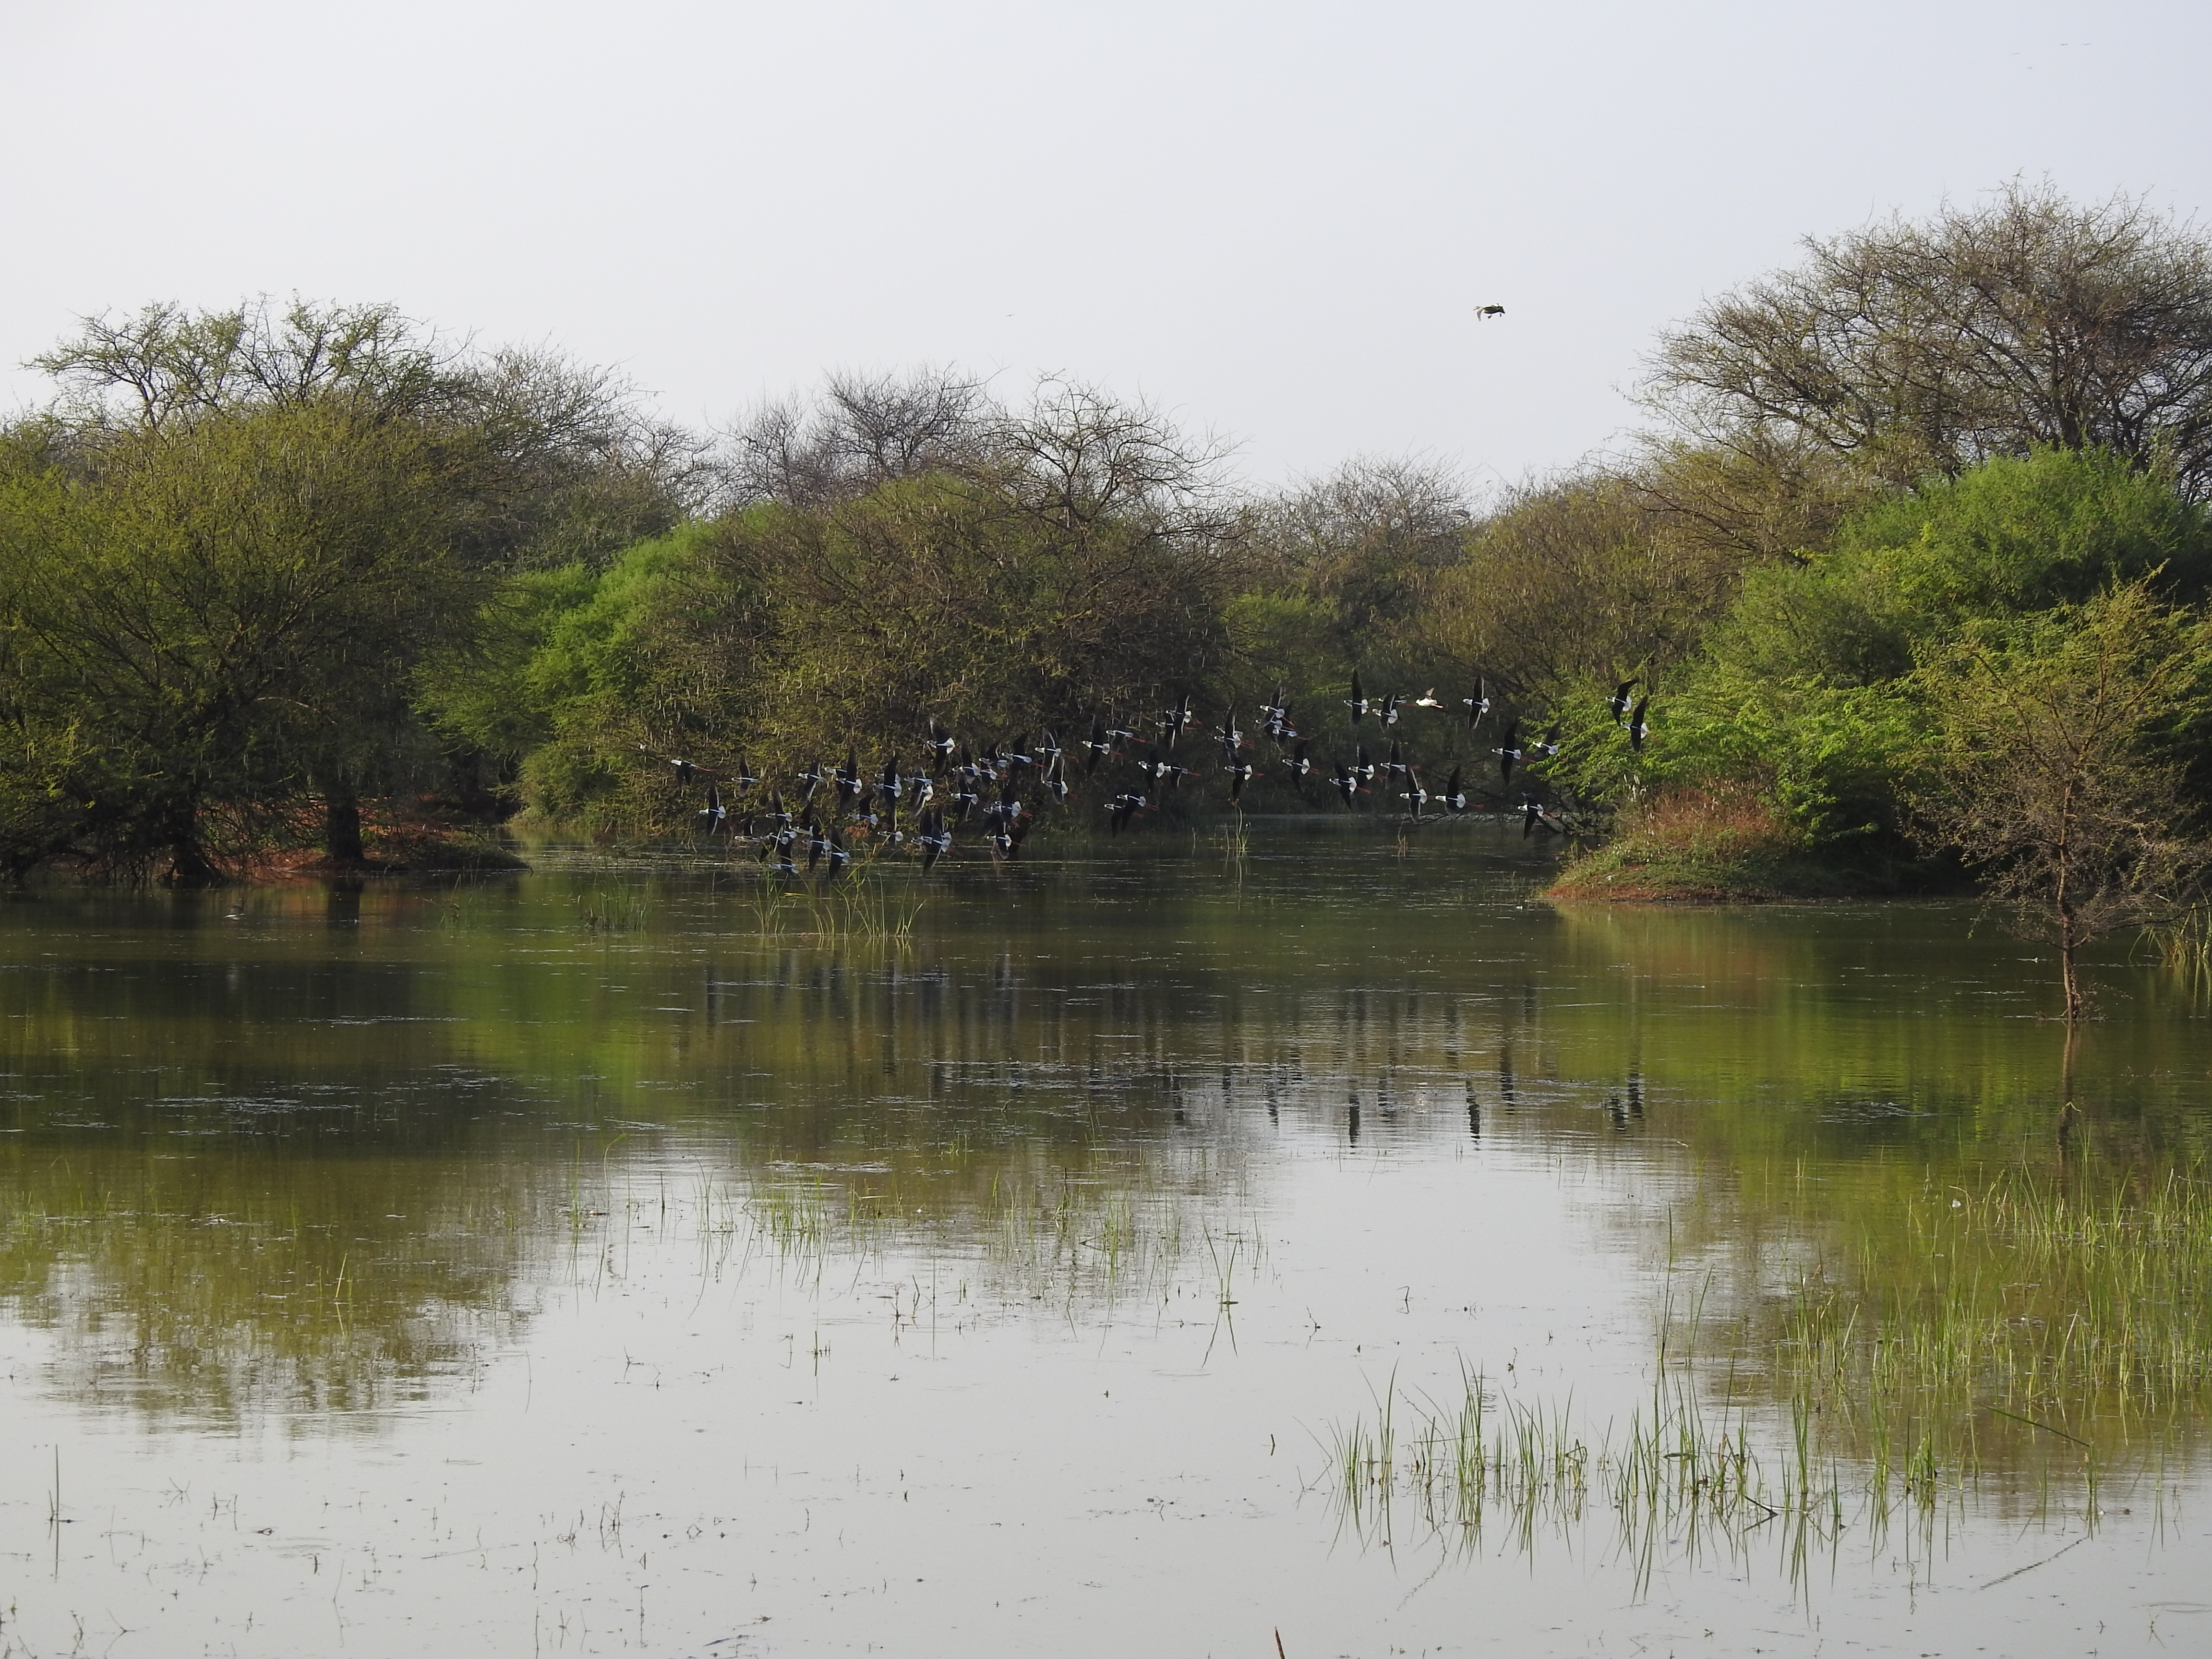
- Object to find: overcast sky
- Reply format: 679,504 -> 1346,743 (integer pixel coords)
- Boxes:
4,0 -> 2207,491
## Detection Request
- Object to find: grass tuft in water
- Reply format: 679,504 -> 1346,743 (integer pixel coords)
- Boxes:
1749,1161 -> 2212,1484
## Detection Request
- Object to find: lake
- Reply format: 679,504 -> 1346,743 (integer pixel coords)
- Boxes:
2,823 -> 2208,1656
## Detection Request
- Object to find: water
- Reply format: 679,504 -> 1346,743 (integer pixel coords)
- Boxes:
1,827 -> 2209,1656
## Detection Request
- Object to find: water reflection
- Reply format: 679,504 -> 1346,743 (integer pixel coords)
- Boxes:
0,842 -> 2207,1652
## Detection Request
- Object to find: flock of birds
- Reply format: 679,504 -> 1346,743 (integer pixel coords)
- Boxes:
642,673 -> 1652,873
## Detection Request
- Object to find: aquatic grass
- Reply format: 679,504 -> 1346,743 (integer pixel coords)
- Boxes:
2146,902 -> 2212,999
1751,1161 -> 2212,1486
742,878 -> 925,947
576,886 -> 651,933
1332,1162 -> 2212,1567
1330,1363 -> 1792,1562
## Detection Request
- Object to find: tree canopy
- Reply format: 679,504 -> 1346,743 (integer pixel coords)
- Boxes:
1648,181 -> 2212,499
12,185 -> 2212,920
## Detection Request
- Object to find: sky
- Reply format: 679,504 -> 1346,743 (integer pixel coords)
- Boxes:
3,0 -> 2209,493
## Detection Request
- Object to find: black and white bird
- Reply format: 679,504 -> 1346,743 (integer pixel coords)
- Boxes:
916,808 -> 951,870
1157,695 -> 1197,748
1082,716 -> 1115,773
1463,680 -> 1491,729
1331,759 -> 1361,807
1495,722 -> 1523,783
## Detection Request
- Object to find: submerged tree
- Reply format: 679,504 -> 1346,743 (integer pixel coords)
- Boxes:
1910,580 -> 2212,1020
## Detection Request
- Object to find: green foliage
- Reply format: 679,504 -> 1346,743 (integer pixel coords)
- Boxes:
438,467 -> 1252,836
1419,472 -> 1732,707
1911,581 -> 2212,1016
0,402 -> 484,879
1558,451 -> 2212,854
1837,446 -> 2212,620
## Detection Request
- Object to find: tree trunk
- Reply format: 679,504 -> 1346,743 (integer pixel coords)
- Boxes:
2056,885 -> 2084,1022
156,797 -> 219,887
161,843 -> 221,887
2056,1021 -> 2082,1153
325,789 -> 366,865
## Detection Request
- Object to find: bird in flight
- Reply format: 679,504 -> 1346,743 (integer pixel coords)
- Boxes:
1475,304 -> 1505,320
1463,680 -> 1491,729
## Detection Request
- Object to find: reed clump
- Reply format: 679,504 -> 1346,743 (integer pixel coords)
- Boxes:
1331,1362 -> 1837,1570
1760,1162 -> 2212,1476
1334,1163 -> 2212,1561
2149,902 -> 2212,998
743,879 -> 924,946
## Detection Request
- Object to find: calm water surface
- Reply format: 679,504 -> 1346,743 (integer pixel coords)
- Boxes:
1,826 -> 2208,1656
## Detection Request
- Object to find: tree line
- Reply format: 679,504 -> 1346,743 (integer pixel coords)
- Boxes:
6,181 -> 2212,1004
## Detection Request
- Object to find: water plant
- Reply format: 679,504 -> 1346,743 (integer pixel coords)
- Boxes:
1748,1161 -> 2212,1479
1334,1157 -> 2212,1570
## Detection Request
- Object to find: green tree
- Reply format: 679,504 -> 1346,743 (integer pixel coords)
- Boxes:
428,379 -> 1254,837
0,402 -> 482,880
1911,581 -> 2212,1020
1419,471 -> 1737,710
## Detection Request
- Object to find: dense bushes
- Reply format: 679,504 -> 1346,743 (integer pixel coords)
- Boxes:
1539,449 -> 2212,847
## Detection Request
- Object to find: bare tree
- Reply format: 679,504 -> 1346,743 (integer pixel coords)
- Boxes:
1648,181 -> 2212,498
456,346 -> 711,567
982,377 -> 1240,549
1628,428 -> 1879,566
1910,580 -> 2212,1020
31,297 -> 451,433
723,366 -> 989,507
